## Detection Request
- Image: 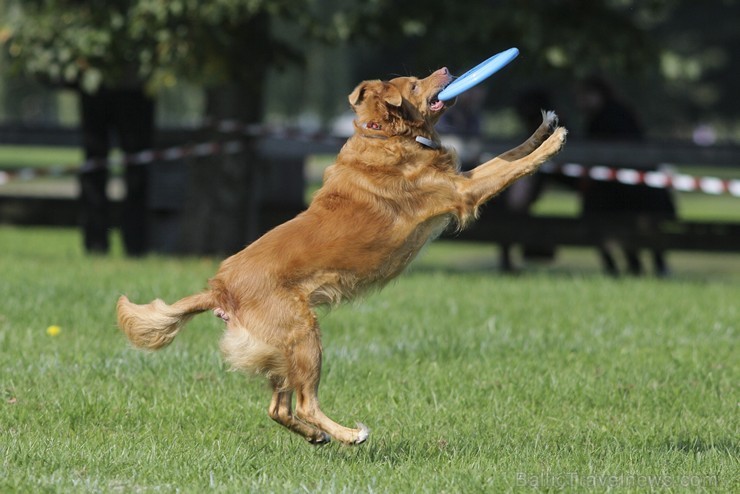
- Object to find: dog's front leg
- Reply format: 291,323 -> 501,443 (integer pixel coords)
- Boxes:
496,111 -> 559,162
461,112 -> 561,185
458,126 -> 567,213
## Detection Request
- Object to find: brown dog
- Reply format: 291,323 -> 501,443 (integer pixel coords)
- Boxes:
117,67 -> 567,445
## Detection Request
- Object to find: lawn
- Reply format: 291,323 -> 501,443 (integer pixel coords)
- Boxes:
0,227 -> 738,493
0,145 -> 82,170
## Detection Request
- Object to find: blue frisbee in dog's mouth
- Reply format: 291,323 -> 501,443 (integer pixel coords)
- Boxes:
438,47 -> 519,101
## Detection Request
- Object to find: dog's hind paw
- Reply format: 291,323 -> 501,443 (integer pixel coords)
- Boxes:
354,422 -> 370,445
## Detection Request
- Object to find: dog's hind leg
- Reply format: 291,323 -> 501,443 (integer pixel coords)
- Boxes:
221,324 -> 329,443
294,371 -> 370,446
288,318 -> 369,445
268,383 -> 330,445
220,309 -> 340,444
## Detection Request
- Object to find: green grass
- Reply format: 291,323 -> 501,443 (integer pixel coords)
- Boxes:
531,189 -> 740,222
1,227 -> 738,493
0,145 -> 83,169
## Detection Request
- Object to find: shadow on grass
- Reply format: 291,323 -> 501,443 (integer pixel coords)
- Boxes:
666,437 -> 738,455
314,436 -> 466,466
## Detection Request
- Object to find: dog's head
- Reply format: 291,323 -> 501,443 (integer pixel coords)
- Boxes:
348,68 -> 454,137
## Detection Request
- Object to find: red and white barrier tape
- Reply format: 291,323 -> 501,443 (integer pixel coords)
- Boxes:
0,125 -> 738,198
0,121 -> 347,186
0,140 -> 244,185
540,162 -> 740,197
210,119 -> 346,145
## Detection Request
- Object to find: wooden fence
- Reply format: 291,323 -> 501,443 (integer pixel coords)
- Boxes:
1,125 -> 739,254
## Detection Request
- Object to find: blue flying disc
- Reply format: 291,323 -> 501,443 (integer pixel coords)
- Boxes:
438,47 -> 519,101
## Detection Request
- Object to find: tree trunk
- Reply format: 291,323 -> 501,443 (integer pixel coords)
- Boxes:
180,69 -> 268,255
78,87 -> 155,256
169,13 -> 307,256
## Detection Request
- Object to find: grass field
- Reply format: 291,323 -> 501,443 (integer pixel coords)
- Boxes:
0,145 -> 82,170
1,227 -> 737,492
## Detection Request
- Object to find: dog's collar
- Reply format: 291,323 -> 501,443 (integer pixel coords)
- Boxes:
361,122 -> 440,150
414,136 -> 440,150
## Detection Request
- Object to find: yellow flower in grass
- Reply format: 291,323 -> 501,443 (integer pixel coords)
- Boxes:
46,325 -> 61,336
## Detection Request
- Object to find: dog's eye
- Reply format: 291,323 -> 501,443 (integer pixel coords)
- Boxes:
411,82 -> 419,92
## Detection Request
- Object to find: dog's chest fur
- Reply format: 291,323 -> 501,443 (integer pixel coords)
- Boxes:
300,144 -> 458,305
215,138 -> 461,311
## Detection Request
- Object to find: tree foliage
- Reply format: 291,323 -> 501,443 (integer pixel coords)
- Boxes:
2,0 -> 304,93
316,0 -> 674,76
2,0 -> 737,125
3,0 -> 680,94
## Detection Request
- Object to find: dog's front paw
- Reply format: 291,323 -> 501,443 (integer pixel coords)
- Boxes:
546,126 -> 568,156
554,126 -> 568,144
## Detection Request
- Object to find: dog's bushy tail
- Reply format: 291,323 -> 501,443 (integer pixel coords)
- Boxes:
117,292 -> 215,350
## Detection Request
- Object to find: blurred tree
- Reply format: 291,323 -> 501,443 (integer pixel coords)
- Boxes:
326,0 -> 737,138
317,0 -> 666,77
2,0 -> 736,252
3,0 -> 737,127
2,0 -> 310,254
2,0 -> 304,122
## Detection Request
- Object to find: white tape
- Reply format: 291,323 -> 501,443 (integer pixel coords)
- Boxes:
729,180 -> 740,197
562,163 -> 584,177
194,143 -> 216,156
699,177 -> 725,195
616,168 -> 641,185
673,174 -> 697,192
589,166 -> 613,181
163,147 -> 185,160
644,171 -> 670,188
1,121 -> 738,199
131,150 -> 156,165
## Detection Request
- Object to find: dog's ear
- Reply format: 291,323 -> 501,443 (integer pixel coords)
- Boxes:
349,80 -> 403,108
348,81 -> 372,107
381,82 -> 402,107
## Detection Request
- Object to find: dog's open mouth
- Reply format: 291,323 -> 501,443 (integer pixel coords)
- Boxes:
429,80 -> 454,112
429,95 -> 445,112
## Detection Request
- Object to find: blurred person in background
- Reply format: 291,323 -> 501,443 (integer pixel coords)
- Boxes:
78,80 -> 154,256
576,75 -> 676,276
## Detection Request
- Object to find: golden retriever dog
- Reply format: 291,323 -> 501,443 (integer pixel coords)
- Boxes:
117,67 -> 567,445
